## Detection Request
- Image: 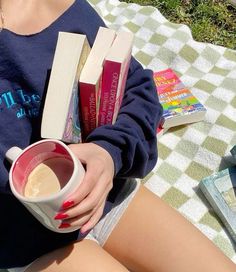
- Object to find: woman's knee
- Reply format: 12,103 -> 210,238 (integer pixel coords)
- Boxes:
26,239 -> 128,272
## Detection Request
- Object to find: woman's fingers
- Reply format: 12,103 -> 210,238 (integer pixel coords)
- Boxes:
58,189 -> 108,231
60,166 -> 102,210
58,180 -> 110,220
56,142 -> 115,231
61,143 -> 114,210
80,201 -> 106,234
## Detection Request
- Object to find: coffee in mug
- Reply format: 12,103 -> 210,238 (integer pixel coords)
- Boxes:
24,157 -> 73,198
6,139 -> 85,233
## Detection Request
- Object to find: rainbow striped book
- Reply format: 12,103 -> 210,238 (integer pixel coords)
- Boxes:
153,68 -> 206,129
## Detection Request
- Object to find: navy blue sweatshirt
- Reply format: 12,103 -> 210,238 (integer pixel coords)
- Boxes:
0,0 -> 163,268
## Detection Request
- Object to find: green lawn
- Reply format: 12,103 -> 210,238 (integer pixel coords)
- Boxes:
124,0 -> 236,50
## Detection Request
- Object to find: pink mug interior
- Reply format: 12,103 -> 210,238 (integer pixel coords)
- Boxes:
12,141 -> 74,196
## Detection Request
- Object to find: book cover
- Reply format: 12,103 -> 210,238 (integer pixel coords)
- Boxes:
97,30 -> 134,126
153,68 -> 207,128
79,27 -> 116,139
41,32 -> 91,143
199,146 -> 236,242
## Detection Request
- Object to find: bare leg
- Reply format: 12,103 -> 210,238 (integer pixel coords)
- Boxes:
26,240 -> 128,272
104,185 -> 236,272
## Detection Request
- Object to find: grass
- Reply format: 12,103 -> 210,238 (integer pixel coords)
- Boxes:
124,0 -> 236,50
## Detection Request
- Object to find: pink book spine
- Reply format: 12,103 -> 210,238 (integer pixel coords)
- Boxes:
79,82 -> 97,139
98,60 -> 121,126
112,53 -> 131,123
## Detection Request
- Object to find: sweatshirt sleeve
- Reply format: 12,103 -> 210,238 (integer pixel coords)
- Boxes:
86,57 -> 163,178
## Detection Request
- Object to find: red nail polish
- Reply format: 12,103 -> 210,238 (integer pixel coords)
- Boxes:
58,222 -> 71,229
54,213 -> 68,220
61,200 -> 74,210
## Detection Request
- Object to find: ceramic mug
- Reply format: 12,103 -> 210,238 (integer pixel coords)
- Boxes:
6,139 -> 85,233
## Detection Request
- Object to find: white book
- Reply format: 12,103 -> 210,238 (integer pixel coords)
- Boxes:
41,32 -> 90,143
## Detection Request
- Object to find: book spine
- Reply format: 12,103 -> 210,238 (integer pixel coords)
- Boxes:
98,61 -> 121,126
79,82 -> 97,139
112,53 -> 131,124
62,81 -> 82,143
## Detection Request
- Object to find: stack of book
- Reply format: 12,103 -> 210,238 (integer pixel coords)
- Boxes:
41,27 -> 134,142
40,29 -> 207,142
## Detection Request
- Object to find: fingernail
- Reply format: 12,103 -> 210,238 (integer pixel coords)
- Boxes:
54,213 -> 68,220
61,200 -> 74,210
58,222 -> 71,229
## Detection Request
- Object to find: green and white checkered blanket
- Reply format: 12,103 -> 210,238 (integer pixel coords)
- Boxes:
88,0 -> 236,262
1,2 -> 235,271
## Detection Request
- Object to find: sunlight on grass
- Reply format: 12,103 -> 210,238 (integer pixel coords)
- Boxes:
124,0 -> 236,49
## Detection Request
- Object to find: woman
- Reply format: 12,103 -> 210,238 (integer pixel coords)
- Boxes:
0,0 -> 235,271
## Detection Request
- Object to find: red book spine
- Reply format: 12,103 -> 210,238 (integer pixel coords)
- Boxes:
98,60 -> 121,126
79,82 -> 97,139
112,54 -> 131,123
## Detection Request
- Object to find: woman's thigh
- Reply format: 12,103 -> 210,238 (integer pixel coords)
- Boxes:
104,185 -> 236,272
26,240 -> 128,272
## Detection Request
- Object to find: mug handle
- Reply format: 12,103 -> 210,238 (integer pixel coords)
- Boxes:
5,147 -> 23,164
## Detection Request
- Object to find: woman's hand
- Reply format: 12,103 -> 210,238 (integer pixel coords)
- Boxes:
54,143 -> 114,234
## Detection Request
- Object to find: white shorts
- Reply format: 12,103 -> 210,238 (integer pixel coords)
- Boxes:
8,179 -> 140,272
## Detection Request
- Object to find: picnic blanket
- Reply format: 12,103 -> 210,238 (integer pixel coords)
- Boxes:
88,0 -> 236,262
1,2 -> 235,271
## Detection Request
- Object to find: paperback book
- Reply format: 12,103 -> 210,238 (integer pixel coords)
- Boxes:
153,68 -> 207,129
79,27 -> 116,139
97,30 -> 134,126
41,32 -> 91,143
199,146 -> 236,242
